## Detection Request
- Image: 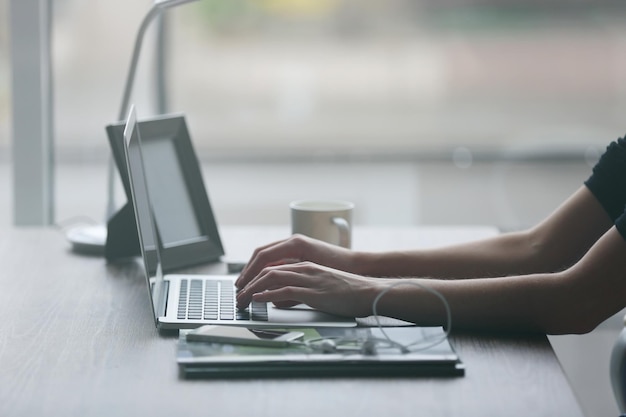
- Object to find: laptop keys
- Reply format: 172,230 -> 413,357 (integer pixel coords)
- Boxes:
177,279 -> 188,319
177,279 -> 268,322
203,281 -> 218,320
188,279 -> 203,320
250,301 -> 269,321
219,281 -> 235,320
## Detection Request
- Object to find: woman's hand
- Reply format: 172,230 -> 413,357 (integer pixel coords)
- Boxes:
235,261 -> 381,318
235,234 -> 360,290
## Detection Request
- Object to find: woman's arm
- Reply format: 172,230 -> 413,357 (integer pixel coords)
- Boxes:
236,187 -> 612,291
351,186 -> 613,279
237,225 -> 626,334
373,226 -> 626,334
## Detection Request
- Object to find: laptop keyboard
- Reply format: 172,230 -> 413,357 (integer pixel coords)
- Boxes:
177,279 -> 268,322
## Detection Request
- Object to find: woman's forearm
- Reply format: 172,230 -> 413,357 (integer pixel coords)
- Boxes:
371,272 -> 561,332
371,227 -> 626,334
353,230 -> 539,279
352,187 -> 613,280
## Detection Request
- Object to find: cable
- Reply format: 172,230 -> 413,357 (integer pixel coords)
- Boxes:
302,334 -> 410,355
300,280 -> 452,355
372,280 -> 452,354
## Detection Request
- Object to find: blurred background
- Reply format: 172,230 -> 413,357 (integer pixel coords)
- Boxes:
2,1 -> 626,415
13,0 -> 626,160
3,0 -> 626,226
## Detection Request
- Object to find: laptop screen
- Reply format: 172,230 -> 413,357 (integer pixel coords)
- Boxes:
123,106 -> 166,324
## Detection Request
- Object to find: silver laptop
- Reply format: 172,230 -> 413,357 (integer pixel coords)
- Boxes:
123,106 -> 356,330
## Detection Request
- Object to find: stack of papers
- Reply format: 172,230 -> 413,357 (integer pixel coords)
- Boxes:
177,326 -> 464,379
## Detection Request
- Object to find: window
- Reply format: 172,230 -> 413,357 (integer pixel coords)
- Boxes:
41,0 -> 626,160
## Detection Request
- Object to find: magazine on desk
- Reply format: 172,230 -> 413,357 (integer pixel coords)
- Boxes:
177,326 -> 464,378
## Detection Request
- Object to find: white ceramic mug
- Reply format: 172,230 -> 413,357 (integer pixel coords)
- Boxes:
290,200 -> 354,248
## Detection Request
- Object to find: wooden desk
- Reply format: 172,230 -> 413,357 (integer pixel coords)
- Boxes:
0,226 -> 584,417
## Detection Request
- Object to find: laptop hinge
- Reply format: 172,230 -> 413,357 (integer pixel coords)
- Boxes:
160,280 -> 170,318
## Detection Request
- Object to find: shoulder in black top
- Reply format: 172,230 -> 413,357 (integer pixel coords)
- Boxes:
584,136 -> 626,240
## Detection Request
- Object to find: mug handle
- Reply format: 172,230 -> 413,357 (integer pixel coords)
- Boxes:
331,217 -> 351,249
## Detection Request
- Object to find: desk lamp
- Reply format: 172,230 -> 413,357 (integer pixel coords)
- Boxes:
67,0 -> 200,254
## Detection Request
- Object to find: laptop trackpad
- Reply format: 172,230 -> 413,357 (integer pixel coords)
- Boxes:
267,304 -> 356,326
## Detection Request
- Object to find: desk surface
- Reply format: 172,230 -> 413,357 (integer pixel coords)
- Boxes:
0,226 -> 584,417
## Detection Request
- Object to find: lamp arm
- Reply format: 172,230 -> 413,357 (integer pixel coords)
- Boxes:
108,0 -> 199,220
107,4 -> 163,219
118,4 -> 164,121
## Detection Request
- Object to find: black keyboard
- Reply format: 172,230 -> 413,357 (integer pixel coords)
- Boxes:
177,279 -> 268,321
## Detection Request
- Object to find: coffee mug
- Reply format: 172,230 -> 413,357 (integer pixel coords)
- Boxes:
290,200 -> 354,248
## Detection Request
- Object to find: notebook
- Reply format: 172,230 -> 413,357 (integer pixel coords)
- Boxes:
177,326 -> 465,378
122,105 -> 357,330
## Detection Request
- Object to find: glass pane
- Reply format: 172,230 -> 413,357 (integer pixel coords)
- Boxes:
3,0 -> 626,230
19,0 -> 621,160
0,0 -> 8,153
167,0 -> 626,156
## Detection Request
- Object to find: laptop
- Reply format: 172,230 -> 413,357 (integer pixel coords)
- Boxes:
122,105 -> 357,330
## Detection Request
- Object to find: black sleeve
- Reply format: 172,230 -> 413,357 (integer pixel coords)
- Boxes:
584,136 -> 626,240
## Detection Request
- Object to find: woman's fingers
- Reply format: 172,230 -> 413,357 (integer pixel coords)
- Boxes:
236,267 -> 313,308
235,236 -> 311,288
271,300 -> 301,309
236,260 -> 379,318
251,286 -> 316,306
235,238 -> 287,288
236,234 -> 353,289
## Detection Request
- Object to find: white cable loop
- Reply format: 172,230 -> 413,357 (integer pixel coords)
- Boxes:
372,280 -> 452,353
301,280 -> 452,355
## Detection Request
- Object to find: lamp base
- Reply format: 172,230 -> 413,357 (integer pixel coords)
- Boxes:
66,225 -> 107,255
